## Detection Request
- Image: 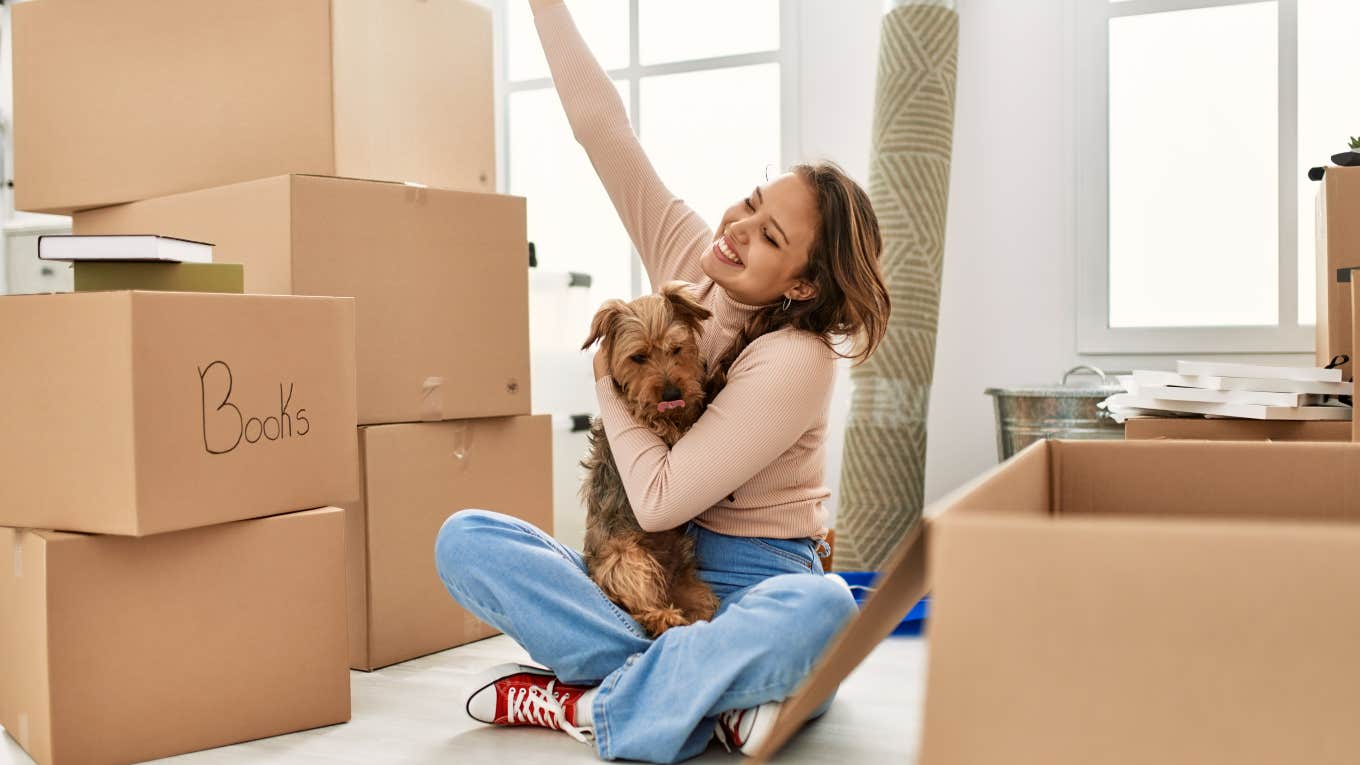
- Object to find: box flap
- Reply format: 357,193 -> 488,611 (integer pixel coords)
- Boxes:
750,519 -> 930,764
934,439 -> 1052,518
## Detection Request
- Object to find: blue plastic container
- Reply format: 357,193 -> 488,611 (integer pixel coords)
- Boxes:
836,571 -> 929,637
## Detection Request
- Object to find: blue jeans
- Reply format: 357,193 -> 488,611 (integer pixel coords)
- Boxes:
435,509 -> 858,763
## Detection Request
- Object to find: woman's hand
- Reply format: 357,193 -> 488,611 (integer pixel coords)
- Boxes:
529,0 -> 564,15
593,346 -> 611,381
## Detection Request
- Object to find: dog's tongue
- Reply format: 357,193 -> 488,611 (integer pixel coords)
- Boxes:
657,400 -> 686,413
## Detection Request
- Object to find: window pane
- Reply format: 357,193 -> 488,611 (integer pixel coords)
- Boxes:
508,0 -> 628,82
1108,3 -> 1278,328
509,84 -> 634,303
1298,0 -> 1360,326
639,0 -> 779,65
640,64 -> 781,236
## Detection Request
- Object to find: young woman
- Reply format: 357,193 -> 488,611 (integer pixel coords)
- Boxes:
435,1 -> 891,761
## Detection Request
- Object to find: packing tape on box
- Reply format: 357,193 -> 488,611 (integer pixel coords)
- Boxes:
12,533 -> 21,578
17,713 -> 28,748
449,423 -> 473,472
420,377 -> 445,422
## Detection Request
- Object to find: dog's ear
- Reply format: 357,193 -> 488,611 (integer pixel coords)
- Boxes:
660,281 -> 711,334
582,299 -> 628,351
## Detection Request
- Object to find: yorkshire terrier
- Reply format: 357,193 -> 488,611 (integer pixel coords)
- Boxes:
579,281 -> 720,637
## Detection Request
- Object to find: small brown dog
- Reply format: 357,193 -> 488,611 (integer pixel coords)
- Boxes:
579,281 -> 720,637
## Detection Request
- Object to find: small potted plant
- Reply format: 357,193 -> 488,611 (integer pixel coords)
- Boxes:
1349,136 -> 1360,153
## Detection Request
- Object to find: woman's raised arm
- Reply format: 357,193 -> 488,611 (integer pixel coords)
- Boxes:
531,1 -> 709,287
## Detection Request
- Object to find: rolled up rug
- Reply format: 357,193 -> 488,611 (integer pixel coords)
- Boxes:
835,0 -> 958,571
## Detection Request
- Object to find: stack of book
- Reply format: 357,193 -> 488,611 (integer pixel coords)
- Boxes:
1100,361 -> 1353,422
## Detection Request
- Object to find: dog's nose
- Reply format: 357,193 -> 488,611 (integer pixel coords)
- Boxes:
661,384 -> 683,402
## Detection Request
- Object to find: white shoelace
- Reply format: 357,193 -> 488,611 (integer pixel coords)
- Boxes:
505,681 -> 592,743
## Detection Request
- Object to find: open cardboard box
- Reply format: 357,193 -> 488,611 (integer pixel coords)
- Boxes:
755,439 -> 1360,764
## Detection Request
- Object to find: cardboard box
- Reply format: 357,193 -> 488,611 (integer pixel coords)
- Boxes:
1314,167 -> 1360,380
920,440 -> 1360,764
73,261 -> 245,293
347,415 -> 552,670
0,291 -> 358,535
0,508 -> 350,765
14,0 -> 493,213
75,175 -> 529,425
1125,416 -> 1351,441
1353,281 -> 1360,443
758,439 -> 1360,764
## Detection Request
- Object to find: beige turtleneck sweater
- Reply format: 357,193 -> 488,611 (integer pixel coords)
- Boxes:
536,3 -> 835,540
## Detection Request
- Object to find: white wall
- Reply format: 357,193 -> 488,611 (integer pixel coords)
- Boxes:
802,0 -> 1311,511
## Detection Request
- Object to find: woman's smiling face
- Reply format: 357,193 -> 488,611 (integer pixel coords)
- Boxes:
701,173 -> 820,307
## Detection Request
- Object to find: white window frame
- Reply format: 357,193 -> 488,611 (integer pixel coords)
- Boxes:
491,0 -> 801,299
1076,0 -> 1312,354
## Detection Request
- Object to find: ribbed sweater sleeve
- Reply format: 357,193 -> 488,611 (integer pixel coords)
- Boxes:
534,3 -> 710,288
594,331 -> 838,533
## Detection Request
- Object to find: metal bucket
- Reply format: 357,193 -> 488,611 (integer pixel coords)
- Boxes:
984,365 -> 1126,461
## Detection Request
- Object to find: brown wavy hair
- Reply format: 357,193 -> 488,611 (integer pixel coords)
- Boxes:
704,161 -> 890,400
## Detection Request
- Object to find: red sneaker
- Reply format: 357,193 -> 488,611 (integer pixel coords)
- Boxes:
464,663 -> 594,743
714,701 -> 781,755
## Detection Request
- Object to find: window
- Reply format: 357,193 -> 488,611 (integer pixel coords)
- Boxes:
1077,0 -> 1353,354
496,0 -> 790,302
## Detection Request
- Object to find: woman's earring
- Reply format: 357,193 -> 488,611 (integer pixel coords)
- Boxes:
781,297 -> 792,311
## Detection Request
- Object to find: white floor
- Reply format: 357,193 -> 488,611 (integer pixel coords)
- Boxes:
1,634 -> 926,765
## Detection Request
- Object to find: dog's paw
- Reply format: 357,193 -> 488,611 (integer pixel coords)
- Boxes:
637,606 -> 690,637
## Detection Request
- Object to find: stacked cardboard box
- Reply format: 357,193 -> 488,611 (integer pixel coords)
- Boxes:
1315,167 -> 1360,380
71,177 -> 552,673
1,2 -> 552,762
13,0 -> 496,214
0,291 -> 359,765
17,0 -> 553,674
